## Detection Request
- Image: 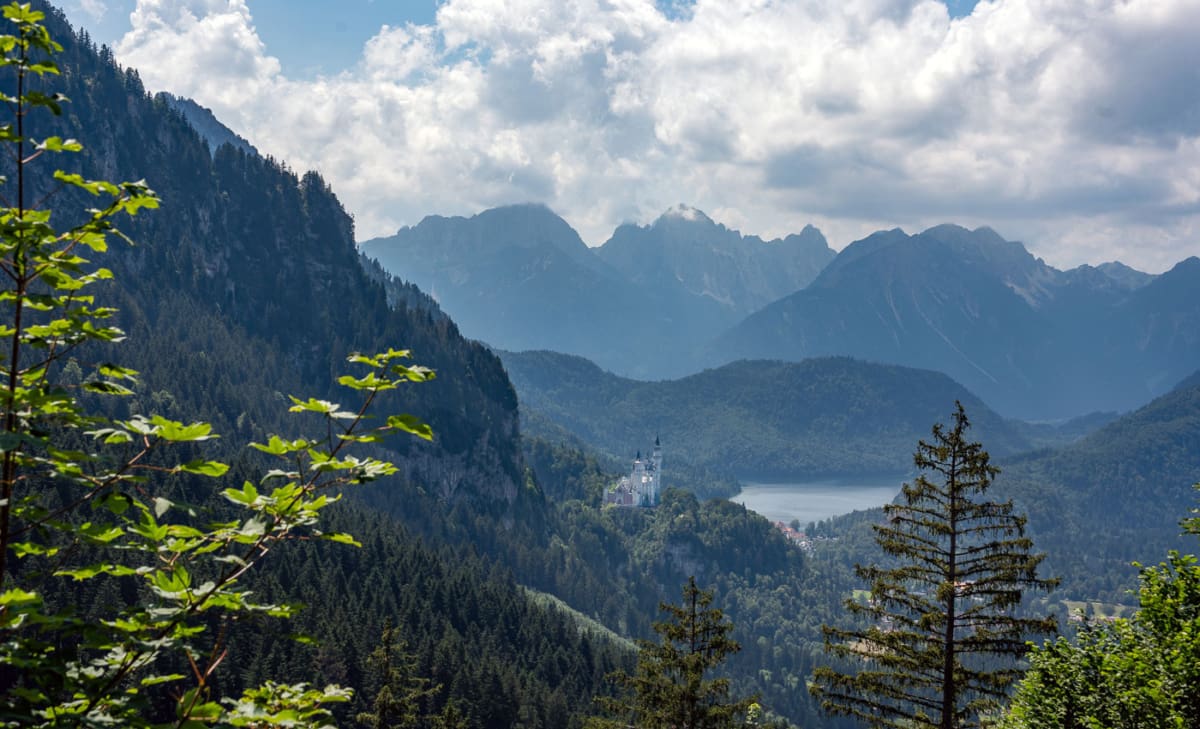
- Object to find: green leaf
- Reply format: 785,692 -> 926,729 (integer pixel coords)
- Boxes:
96,490 -> 132,515
97,362 -> 138,380
287,396 -> 341,415
288,633 -> 319,645
36,135 -> 82,152
223,481 -> 259,506
11,541 -> 58,557
0,588 -> 41,607
394,364 -> 436,382
150,415 -> 216,442
320,532 -> 362,547
385,414 -> 434,441
240,518 -> 267,538
250,434 -> 307,455
338,372 -> 391,390
82,380 -> 134,396
55,563 -> 137,581
178,459 -> 230,477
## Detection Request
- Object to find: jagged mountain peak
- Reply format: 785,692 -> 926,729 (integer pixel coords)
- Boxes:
1096,260 -> 1155,290
657,203 -> 715,226
597,208 -> 834,316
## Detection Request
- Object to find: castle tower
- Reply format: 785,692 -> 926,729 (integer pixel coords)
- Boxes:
630,451 -> 647,506
650,435 -> 662,505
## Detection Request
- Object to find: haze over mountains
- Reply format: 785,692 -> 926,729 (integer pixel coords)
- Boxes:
717,225 -> 1200,419
365,208 -> 1200,420
361,203 -> 835,379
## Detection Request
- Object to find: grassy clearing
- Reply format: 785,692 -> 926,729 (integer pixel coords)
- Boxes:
522,587 -> 637,652
1061,600 -> 1134,620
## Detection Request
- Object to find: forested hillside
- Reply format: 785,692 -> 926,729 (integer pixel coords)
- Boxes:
500,350 -> 1084,488
815,370 -> 1200,608
3,3 -> 633,724
995,371 -> 1200,602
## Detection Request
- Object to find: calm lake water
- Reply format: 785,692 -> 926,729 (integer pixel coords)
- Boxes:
734,476 -> 905,529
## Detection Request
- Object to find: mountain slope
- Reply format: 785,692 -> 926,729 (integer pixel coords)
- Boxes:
158,92 -> 259,157
994,368 -> 1200,601
713,225 -> 1200,419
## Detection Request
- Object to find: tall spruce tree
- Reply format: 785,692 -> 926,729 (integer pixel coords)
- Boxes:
594,576 -> 755,729
811,402 -> 1057,729
356,620 -> 441,729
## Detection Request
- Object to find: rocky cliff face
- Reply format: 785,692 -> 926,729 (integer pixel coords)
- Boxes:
597,204 -> 835,315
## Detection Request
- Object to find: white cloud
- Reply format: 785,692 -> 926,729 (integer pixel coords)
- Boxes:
115,0 -> 279,109
80,0 -> 108,21
113,0 -> 1200,273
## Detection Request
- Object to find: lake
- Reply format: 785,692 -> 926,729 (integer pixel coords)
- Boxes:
734,476 -> 906,529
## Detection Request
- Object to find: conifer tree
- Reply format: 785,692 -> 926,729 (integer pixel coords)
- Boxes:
594,576 -> 755,729
811,402 -> 1057,729
356,620 -> 440,729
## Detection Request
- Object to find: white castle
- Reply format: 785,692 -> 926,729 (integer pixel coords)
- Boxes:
605,436 -> 663,507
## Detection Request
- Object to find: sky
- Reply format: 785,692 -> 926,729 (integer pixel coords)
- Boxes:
54,0 -> 1200,273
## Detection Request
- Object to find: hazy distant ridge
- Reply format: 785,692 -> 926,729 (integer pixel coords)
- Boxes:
361,203 -> 834,378
363,205 -> 1198,420
713,225 -> 1199,419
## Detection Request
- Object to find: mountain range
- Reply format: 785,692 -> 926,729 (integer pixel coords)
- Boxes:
716,224 -> 1200,419
361,203 -> 835,379
367,206 -> 1199,420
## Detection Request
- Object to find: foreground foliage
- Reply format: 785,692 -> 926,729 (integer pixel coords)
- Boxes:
0,6 -> 434,724
999,491 -> 1200,729
812,403 -> 1057,729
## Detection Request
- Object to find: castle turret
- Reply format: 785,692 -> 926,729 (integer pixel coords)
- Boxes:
650,435 -> 663,505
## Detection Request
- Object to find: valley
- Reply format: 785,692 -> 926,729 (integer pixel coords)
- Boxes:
2,3 -> 1198,729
